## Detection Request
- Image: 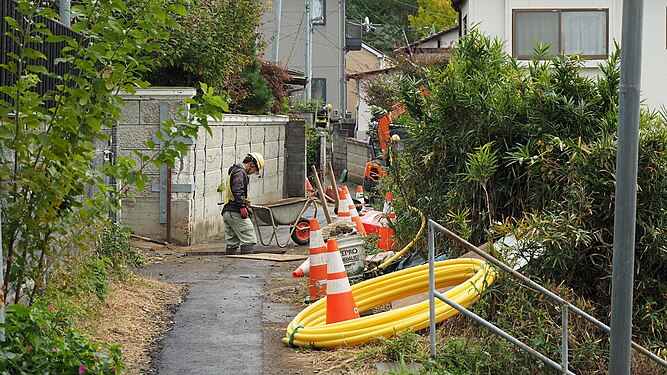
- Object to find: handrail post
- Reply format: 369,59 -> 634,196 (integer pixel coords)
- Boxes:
428,221 -> 436,358
562,303 -> 569,374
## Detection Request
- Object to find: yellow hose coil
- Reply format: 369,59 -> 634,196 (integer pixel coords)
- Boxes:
283,258 -> 495,349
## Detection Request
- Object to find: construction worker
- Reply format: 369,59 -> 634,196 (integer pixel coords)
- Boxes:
222,152 -> 264,255
315,103 -> 333,128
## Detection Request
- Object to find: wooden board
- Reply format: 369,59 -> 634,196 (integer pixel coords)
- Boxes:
227,253 -> 308,262
391,287 -> 453,310
391,251 -> 485,309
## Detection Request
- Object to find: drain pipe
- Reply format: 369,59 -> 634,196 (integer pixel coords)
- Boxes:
166,167 -> 172,243
59,0 -> 70,26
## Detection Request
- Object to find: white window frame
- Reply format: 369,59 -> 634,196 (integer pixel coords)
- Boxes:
313,0 -> 325,25
512,9 -> 609,60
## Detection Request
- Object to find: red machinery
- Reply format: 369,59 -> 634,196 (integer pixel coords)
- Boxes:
362,102 -> 406,198
362,87 -> 430,200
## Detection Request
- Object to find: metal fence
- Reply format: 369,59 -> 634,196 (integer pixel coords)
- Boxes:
427,219 -> 667,374
0,0 -> 80,103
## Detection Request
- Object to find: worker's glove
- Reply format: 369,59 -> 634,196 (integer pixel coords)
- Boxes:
240,207 -> 249,219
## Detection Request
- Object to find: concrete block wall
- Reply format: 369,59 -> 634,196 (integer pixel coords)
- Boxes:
331,119 -> 356,177
283,119 -> 307,197
346,138 -> 371,185
117,87 -> 289,245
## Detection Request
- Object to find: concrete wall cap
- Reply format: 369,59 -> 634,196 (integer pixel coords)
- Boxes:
346,137 -> 369,146
119,87 -> 197,100
209,114 -> 290,126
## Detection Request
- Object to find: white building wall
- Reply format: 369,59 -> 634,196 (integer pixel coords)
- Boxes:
461,0 -> 666,109
641,1 -> 667,109
259,0 -> 345,113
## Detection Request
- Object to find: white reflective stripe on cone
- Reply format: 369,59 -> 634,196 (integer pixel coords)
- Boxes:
310,231 -> 325,248
350,206 -> 359,219
345,190 -> 355,209
327,252 -> 346,272
338,198 -> 348,213
327,278 -> 352,294
310,252 -> 328,266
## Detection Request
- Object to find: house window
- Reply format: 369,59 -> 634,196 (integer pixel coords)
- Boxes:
513,9 -> 608,59
311,78 -> 326,102
312,0 -> 325,25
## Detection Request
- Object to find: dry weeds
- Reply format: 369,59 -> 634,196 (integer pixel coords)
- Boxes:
78,274 -> 187,375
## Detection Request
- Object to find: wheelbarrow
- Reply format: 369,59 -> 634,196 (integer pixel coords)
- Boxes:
250,197 -> 318,248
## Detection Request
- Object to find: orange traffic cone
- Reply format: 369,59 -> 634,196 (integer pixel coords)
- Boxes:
336,189 -> 351,222
356,185 -> 365,208
292,258 -> 310,277
308,219 -> 327,301
325,186 -> 335,201
325,238 -> 360,324
305,178 -> 313,190
343,186 -> 366,235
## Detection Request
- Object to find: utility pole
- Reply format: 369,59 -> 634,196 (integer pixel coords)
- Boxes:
339,0 -> 346,117
59,0 -> 70,27
271,0 -> 282,62
304,0 -> 312,101
609,1 -> 643,374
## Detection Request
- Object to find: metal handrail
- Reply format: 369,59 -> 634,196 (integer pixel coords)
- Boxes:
427,219 -> 667,373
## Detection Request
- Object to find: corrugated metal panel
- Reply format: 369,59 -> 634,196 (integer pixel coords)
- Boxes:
1,0 -> 80,103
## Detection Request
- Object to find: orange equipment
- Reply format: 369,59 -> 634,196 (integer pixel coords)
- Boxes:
362,103 -> 406,199
362,86 -> 430,200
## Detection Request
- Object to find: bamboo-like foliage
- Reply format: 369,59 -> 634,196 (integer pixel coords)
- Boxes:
390,30 -> 666,345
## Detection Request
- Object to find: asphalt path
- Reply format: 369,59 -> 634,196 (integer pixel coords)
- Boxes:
137,206 -> 323,375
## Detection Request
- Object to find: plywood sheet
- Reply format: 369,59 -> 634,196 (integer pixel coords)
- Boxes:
227,253 -> 308,262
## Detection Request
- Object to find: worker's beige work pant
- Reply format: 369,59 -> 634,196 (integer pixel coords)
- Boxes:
222,211 -> 257,247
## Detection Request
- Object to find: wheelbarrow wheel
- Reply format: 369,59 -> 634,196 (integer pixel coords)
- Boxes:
291,217 -> 310,246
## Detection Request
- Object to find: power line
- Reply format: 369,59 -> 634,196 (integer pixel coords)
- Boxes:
286,9 -> 305,65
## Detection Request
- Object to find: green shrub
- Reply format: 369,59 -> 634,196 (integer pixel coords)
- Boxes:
145,0 -> 261,92
0,302 -> 123,374
96,224 -> 144,271
82,256 -> 110,302
259,61 -> 292,114
228,43 -> 274,115
385,29 -> 665,352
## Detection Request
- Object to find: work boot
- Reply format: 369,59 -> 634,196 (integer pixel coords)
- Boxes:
226,246 -> 239,255
240,245 -> 255,254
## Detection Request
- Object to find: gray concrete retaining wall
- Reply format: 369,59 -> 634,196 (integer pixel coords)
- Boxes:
331,119 -> 356,178
117,87 -> 289,245
345,137 -> 371,185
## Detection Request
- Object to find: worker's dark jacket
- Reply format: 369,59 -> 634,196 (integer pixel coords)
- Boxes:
222,163 -> 249,213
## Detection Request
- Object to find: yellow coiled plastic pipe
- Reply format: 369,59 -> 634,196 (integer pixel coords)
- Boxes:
283,258 -> 495,349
